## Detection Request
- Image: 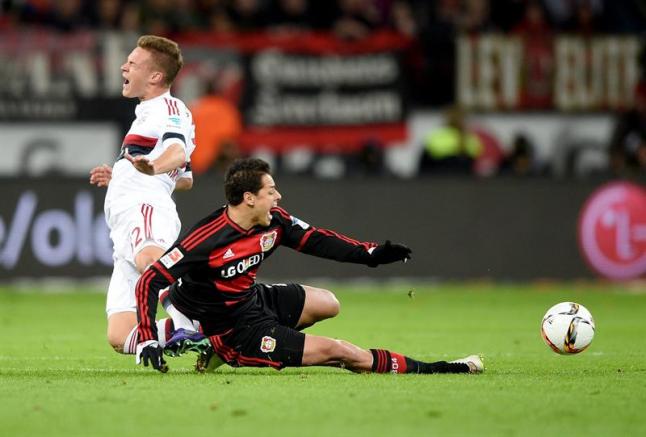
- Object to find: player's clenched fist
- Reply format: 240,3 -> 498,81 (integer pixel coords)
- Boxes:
367,240 -> 412,267
89,164 -> 112,187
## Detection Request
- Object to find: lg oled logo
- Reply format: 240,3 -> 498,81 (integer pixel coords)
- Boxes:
221,253 -> 264,279
578,182 -> 646,280
0,191 -> 112,269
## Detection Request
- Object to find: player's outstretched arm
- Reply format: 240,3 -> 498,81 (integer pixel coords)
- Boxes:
294,227 -> 412,267
89,164 -> 112,187
125,143 -> 186,175
367,240 -> 412,267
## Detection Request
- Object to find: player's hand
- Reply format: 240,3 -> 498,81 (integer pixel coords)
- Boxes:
89,164 -> 112,187
135,340 -> 168,373
124,149 -> 155,175
367,241 -> 412,267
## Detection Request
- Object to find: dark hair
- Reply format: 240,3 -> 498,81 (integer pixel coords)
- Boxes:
224,158 -> 271,205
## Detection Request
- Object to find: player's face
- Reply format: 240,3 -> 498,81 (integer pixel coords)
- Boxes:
253,174 -> 281,226
121,47 -> 154,99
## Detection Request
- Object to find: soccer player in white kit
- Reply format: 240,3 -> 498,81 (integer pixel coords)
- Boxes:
90,35 -> 203,365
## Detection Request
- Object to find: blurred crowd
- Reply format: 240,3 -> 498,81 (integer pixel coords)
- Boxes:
1,0 -> 644,179
0,0 -> 644,38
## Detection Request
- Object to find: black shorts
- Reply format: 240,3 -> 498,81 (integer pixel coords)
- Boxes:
208,283 -> 307,370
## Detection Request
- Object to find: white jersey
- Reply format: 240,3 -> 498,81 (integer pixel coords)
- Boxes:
105,91 -> 196,214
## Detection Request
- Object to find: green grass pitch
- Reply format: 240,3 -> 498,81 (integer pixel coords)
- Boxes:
1,282 -> 645,436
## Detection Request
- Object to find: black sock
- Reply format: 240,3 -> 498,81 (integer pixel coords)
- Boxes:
370,349 -> 470,374
416,360 -> 470,374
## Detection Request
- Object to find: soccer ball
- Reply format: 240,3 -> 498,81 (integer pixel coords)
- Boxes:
541,302 -> 595,354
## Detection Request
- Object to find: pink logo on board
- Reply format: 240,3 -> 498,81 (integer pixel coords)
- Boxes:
578,182 -> 646,280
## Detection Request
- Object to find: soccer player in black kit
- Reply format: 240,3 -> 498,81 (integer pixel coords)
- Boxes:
134,158 -> 483,375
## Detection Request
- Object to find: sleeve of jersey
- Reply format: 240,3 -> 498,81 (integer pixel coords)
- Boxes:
274,208 -> 377,265
159,110 -> 188,157
297,227 -> 378,264
135,245 -> 193,342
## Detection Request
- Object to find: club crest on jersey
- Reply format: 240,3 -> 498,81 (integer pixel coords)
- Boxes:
260,336 -> 276,353
160,248 -> 183,268
260,230 -> 277,252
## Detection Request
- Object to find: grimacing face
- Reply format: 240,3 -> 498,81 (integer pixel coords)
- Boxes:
120,47 -> 156,99
252,174 -> 281,226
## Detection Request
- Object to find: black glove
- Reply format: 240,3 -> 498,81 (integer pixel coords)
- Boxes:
368,240 -> 412,267
136,340 -> 169,373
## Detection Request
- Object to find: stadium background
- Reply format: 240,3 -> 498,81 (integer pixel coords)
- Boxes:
1,0 -> 644,282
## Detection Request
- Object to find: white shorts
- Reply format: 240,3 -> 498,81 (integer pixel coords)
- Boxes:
105,203 -> 181,317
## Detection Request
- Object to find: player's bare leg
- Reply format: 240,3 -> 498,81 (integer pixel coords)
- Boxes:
301,334 -> 483,374
107,310 -> 180,356
296,286 -> 340,329
107,311 -> 137,353
302,335 -> 372,369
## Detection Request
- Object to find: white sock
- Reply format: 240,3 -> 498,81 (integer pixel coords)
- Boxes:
123,325 -> 138,354
165,305 -> 195,331
159,288 -> 195,331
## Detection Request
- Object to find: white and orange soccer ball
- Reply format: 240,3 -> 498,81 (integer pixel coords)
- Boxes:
541,302 -> 596,354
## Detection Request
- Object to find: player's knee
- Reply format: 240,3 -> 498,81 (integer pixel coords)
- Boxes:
107,333 -> 125,353
327,291 -> 340,317
319,289 -> 340,318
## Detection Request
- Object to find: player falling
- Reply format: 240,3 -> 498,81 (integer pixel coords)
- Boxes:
133,158 -> 484,375
89,35 -> 205,363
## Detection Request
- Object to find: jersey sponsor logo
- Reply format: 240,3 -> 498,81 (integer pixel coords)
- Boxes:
260,230 -> 277,252
168,116 -> 181,127
578,182 -> 646,280
223,248 -> 235,259
260,336 -> 276,353
160,247 -> 184,269
221,253 -> 264,278
291,216 -> 310,230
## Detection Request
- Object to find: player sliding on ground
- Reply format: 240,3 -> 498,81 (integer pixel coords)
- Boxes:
134,158 -> 484,375
89,35 -> 206,363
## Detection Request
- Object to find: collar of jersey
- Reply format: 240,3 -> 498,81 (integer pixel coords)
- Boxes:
224,207 -> 263,235
138,90 -> 172,107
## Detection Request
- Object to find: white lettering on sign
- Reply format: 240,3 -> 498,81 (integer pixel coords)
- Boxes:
458,35 -> 640,110
0,191 -> 112,269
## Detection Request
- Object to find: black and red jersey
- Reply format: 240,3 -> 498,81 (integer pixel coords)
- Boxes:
136,205 -> 378,342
